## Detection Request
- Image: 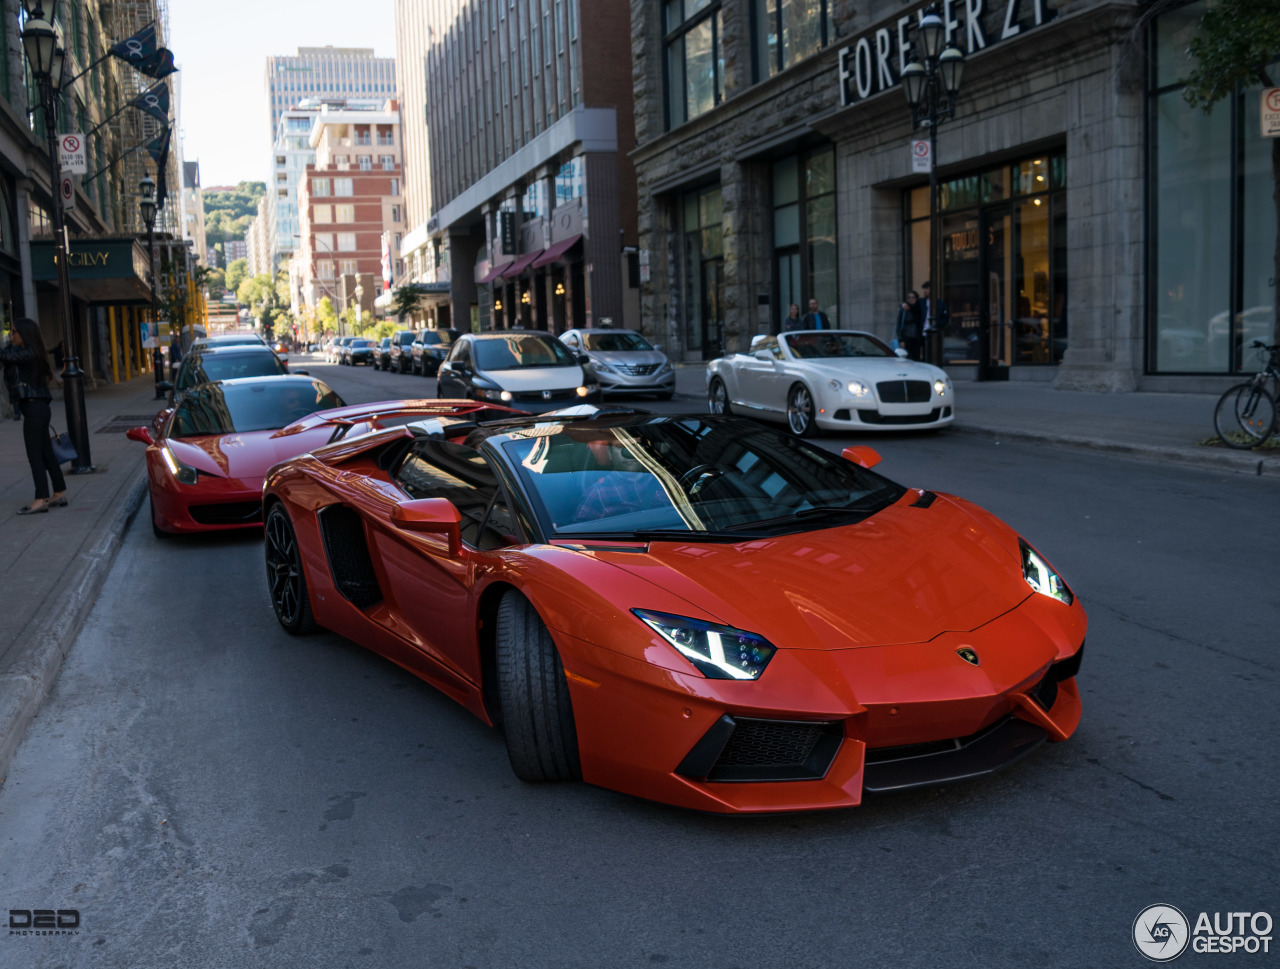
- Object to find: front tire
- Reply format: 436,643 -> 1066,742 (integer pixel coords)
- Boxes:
149,495 -> 170,540
1214,382 -> 1277,448
787,383 -> 818,437
494,590 -> 581,782
265,504 -> 317,635
707,377 -> 732,415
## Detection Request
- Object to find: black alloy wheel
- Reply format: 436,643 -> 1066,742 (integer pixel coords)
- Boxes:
265,504 -> 317,635
494,590 -> 581,782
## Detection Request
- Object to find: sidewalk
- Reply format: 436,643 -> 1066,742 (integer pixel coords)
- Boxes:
0,375 -> 161,776
672,364 -> 1280,478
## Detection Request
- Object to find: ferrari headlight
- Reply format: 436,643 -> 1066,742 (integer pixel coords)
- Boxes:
1020,540 -> 1073,605
161,444 -> 199,485
632,609 -> 776,680
847,380 -> 870,398
933,377 -> 951,396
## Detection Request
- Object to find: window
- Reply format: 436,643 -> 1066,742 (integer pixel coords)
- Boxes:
355,127 -> 371,145
394,440 -> 519,550
340,259 -> 360,275
317,260 -> 335,279
389,178 -> 400,195
391,204 -> 402,222
754,0 -> 829,79
335,178 -> 354,197
359,155 -> 373,171
313,178 -> 331,197
335,204 -> 355,223
276,155 -> 286,166
664,0 -> 724,129
773,148 -> 838,332
313,204 -> 333,223
337,232 -> 357,251
380,154 -> 395,171
315,232 -> 334,253
378,130 -> 395,146
555,157 -> 584,205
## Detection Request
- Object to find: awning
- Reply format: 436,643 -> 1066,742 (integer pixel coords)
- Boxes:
30,237 -> 153,303
478,261 -> 513,284
502,250 -> 542,277
531,234 -> 583,268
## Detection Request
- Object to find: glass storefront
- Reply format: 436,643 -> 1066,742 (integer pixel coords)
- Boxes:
683,185 -> 724,360
1149,0 -> 1277,374
904,153 -> 1066,372
773,146 -> 838,330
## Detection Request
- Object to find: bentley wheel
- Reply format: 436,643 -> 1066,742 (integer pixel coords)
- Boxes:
494,590 -> 581,783
265,504 -> 317,635
787,384 -> 817,437
708,377 -> 732,415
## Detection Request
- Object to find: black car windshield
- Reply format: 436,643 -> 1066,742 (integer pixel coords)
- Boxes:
498,417 -> 906,539
171,380 -> 345,437
350,339 -> 371,348
784,332 -> 896,359
419,330 -> 455,346
582,331 -> 653,352
178,350 -> 286,388
474,334 -> 577,370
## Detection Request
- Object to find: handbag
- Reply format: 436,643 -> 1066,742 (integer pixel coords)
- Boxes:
49,424 -> 77,464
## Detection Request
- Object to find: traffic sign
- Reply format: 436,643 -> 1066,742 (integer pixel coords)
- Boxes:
58,133 -> 87,174
911,139 -> 931,173
60,175 -> 75,211
1262,88 -> 1280,138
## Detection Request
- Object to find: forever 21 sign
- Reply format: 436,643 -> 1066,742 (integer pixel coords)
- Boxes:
839,0 -> 1054,106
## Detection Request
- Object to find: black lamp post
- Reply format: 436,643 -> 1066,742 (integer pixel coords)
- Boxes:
139,174 -> 165,398
901,4 -> 965,371
23,3 -> 93,471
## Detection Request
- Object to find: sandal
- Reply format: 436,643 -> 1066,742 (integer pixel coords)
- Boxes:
18,503 -> 48,515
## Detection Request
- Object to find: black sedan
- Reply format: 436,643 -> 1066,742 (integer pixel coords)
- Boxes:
341,338 -> 377,366
435,330 -> 601,413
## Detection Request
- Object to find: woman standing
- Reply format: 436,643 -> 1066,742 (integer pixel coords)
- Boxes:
0,319 -> 67,514
895,291 -> 926,361
781,303 -> 803,332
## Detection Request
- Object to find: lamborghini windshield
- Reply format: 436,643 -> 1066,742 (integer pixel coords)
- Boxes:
497,416 -> 905,539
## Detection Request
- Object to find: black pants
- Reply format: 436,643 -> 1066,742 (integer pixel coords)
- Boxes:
902,336 -> 925,362
19,398 -> 66,500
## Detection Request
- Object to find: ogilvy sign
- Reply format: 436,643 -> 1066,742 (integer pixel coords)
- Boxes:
839,0 -> 1054,106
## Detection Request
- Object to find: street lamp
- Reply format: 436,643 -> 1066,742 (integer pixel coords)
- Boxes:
22,8 -> 93,471
902,3 -> 965,370
138,175 -> 165,398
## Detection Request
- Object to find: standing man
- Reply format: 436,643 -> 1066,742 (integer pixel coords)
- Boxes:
801,297 -> 830,330
920,280 -> 949,363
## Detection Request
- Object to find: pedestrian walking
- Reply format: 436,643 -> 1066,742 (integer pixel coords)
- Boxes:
781,303 -> 803,332
920,280 -> 949,363
0,318 -> 67,515
895,291 -> 926,361
801,297 -> 831,330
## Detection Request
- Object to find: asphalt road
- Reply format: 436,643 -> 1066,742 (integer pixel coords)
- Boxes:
1,356 -> 1274,968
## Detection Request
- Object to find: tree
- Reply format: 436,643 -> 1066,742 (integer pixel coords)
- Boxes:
316,296 -> 338,335
1181,0 -> 1280,345
205,267 -> 226,299
392,284 -> 429,322
225,258 -> 249,297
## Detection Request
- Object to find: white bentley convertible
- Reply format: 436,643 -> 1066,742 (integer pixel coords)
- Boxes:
705,330 -> 955,436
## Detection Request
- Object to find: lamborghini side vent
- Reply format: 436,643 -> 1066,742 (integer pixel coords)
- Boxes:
317,505 -> 383,609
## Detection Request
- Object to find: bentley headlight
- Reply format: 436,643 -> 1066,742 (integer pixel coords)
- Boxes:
633,609 -> 776,680
1020,540 -> 1073,605
847,380 -> 870,398
161,445 -> 199,485
933,377 -> 951,396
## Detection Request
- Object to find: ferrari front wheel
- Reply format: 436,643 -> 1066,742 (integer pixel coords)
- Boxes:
787,383 -> 818,437
494,590 -> 581,783
265,504 -> 317,635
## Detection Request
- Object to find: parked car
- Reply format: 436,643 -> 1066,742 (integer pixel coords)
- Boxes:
411,327 -> 460,375
328,336 -> 355,363
706,329 -> 955,437
375,336 -> 394,370
191,332 -> 268,350
170,344 -> 289,396
261,408 -> 1086,813
126,375 -> 346,537
342,337 -> 377,366
560,327 -> 675,399
388,329 -> 417,372
435,330 -> 601,412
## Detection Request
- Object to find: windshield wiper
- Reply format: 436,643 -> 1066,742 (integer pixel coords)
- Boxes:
722,501 -> 879,531
556,528 -> 758,543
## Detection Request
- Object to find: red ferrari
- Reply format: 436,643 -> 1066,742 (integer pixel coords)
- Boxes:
261,409 -> 1086,813
127,378 -> 522,537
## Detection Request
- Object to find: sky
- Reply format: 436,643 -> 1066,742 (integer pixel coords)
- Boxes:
168,0 -> 397,189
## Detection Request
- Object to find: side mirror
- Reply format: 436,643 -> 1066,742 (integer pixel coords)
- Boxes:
391,498 -> 462,554
125,426 -> 154,446
841,445 -> 882,470
753,350 -> 775,362
894,348 -> 909,359
652,343 -> 663,354
575,352 -> 590,365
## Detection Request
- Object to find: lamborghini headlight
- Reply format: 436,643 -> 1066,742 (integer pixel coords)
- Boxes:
1020,539 -> 1073,605
633,609 -> 776,680
161,444 -> 199,485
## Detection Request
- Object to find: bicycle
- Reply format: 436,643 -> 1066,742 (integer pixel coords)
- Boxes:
1213,340 -> 1280,448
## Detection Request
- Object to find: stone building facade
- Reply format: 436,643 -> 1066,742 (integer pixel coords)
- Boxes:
631,0 -> 1275,392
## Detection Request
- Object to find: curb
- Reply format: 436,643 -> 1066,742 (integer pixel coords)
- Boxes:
0,472 -> 148,783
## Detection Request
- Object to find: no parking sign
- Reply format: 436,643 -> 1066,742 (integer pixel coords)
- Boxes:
1262,88 -> 1280,138
911,139 -> 931,173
